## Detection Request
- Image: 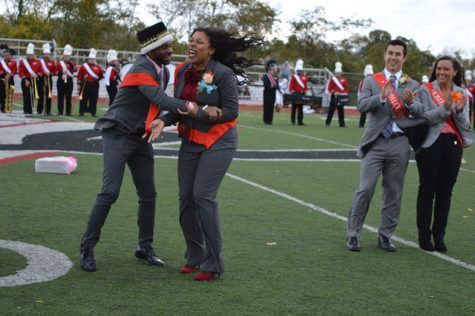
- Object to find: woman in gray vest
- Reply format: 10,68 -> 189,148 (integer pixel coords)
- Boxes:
161,27 -> 261,280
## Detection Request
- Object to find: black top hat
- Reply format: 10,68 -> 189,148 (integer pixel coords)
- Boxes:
136,22 -> 173,54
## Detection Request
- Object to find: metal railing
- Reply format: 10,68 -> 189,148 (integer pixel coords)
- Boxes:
2,37 -> 346,106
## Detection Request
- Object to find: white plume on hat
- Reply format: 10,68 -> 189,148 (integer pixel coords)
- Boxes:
335,61 -> 342,73
42,43 -> 51,54
364,64 -> 374,76
465,70 -> 472,81
295,59 -> 304,71
88,48 -> 97,59
107,49 -> 118,63
421,75 -> 429,83
26,43 -> 35,55
63,44 -> 73,56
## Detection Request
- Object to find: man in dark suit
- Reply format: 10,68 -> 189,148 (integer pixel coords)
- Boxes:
346,39 -> 420,252
262,60 -> 279,125
80,22 -> 196,272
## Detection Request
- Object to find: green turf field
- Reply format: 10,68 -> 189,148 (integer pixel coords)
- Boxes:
1,109 -> 474,315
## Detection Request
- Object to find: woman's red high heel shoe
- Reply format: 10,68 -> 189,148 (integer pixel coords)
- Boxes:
194,271 -> 216,281
180,265 -> 198,274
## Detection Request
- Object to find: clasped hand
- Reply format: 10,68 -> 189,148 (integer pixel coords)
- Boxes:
177,102 -> 222,122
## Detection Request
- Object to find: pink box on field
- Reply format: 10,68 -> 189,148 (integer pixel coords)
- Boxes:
35,156 -> 78,174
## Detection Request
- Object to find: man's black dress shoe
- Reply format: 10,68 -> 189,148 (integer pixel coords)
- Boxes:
346,237 -> 361,251
377,234 -> 396,252
80,246 -> 97,271
135,246 -> 165,266
298,122 -> 305,126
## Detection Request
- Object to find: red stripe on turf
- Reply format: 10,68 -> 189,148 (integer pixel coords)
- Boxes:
0,121 -> 63,129
0,152 -> 62,165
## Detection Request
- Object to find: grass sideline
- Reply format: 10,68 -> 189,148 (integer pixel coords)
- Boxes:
1,109 -> 475,315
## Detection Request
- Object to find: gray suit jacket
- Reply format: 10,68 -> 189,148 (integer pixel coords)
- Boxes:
411,81 -> 474,148
164,59 -> 239,150
96,54 -> 187,133
357,71 -> 420,157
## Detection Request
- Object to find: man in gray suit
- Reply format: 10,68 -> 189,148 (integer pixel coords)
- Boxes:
80,22 -> 197,272
346,39 -> 420,252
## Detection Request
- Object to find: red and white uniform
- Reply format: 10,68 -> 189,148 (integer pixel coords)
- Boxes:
289,74 -> 308,93
328,76 -> 349,93
56,59 -> 77,79
104,65 -> 118,87
77,62 -> 104,82
0,58 -> 17,77
40,59 -> 56,77
466,83 -> 475,102
19,58 -> 43,78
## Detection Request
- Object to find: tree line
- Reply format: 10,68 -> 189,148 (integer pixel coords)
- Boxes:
1,0 -> 473,81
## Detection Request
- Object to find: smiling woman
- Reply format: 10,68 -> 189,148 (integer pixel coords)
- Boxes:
160,27 -> 262,281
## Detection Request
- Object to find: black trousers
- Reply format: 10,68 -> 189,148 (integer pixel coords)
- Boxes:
106,84 -> 118,107
21,78 -> 36,114
263,93 -> 275,124
81,127 -> 157,248
0,77 -> 14,112
37,75 -> 53,114
326,93 -> 345,127
57,77 -> 73,115
291,103 -> 303,124
79,81 -> 99,115
415,133 -> 462,241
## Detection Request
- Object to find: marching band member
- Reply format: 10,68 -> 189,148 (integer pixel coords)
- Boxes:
262,60 -> 279,125
77,48 -> 103,117
358,64 -> 373,128
0,49 -> 17,113
289,59 -> 308,125
56,44 -> 77,116
464,70 -> 475,129
325,62 -> 349,127
19,43 -> 43,114
105,49 -> 120,107
37,43 -> 56,115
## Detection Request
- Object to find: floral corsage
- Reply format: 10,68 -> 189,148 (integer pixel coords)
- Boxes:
197,71 -> 217,94
399,74 -> 411,85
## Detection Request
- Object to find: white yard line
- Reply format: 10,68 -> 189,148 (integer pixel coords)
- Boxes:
225,172 -> 475,273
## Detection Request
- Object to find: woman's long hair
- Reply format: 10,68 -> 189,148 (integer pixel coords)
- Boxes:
192,27 -> 262,84
429,55 -> 465,87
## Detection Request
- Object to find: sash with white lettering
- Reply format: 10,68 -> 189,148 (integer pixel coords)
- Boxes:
266,73 -> 276,87
104,66 -> 114,86
21,59 -> 36,76
372,73 -> 407,118
60,61 -> 74,78
83,63 -> 99,80
0,60 -> 12,74
424,82 -> 463,146
40,59 -> 51,75
331,76 -> 345,91
293,74 -> 305,89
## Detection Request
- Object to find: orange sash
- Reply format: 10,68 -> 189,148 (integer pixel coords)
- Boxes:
178,119 -> 237,149
372,73 -> 408,118
424,82 -> 463,147
120,72 -> 160,134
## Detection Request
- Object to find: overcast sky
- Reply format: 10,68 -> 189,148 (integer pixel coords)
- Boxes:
138,0 -> 474,58
267,0 -> 474,58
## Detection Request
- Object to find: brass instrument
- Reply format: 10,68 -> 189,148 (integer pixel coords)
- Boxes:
46,75 -> 52,99
78,78 -> 86,101
31,76 -> 39,99
3,78 -> 14,113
